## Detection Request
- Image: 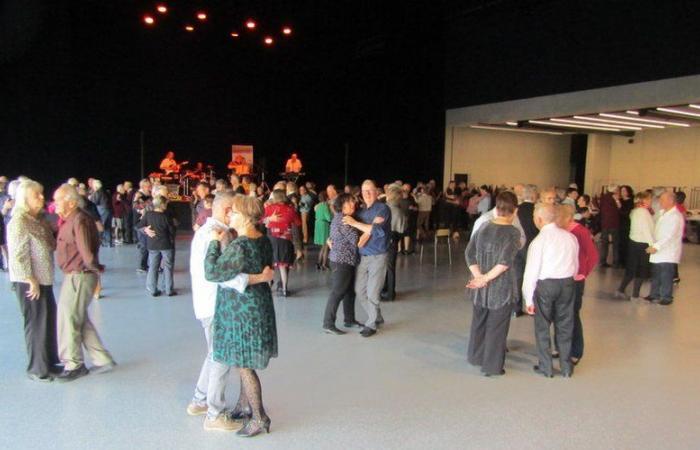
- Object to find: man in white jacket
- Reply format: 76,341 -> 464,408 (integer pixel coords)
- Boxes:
646,191 -> 684,306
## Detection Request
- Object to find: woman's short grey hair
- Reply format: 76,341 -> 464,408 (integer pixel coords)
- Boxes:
12,180 -> 43,215
93,179 -> 103,190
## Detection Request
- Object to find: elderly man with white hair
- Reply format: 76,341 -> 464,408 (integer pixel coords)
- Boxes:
645,191 -> 684,306
53,183 -> 115,382
522,204 -> 579,378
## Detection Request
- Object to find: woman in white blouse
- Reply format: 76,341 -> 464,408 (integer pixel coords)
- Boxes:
615,191 -> 655,300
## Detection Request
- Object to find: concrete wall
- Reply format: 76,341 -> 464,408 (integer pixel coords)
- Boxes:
609,127 -> 700,192
584,134 -> 612,195
443,127 -> 571,188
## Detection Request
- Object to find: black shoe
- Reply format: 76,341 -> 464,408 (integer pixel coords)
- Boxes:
673,278 -> 681,284
483,370 -> 505,377
27,373 -> 54,382
380,294 -> 395,302
561,371 -> 573,378
323,326 -> 346,335
229,406 -> 252,422
375,316 -> 385,326
150,290 -> 162,297
654,299 -> 673,306
643,295 -> 656,302
551,351 -> 560,359
56,365 -> 90,382
316,263 -> 322,271
282,290 -> 290,297
236,416 -> 271,438
360,327 -> 377,337
49,365 -> 65,375
167,290 -> 178,297
532,365 -> 553,378
343,320 -> 363,328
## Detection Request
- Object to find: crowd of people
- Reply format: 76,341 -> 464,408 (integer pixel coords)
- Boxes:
0,172 -> 691,436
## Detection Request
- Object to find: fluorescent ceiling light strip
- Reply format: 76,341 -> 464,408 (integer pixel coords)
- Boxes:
551,118 -> 641,130
573,115 -> 664,129
506,121 -> 518,126
689,104 -> 700,110
656,107 -> 700,118
599,113 -> 689,127
529,120 -> 621,132
470,125 -> 563,135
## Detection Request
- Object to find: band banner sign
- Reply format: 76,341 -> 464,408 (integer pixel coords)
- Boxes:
231,145 -> 254,175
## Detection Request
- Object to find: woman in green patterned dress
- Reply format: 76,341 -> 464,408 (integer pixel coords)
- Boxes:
314,191 -> 332,270
205,195 -> 277,437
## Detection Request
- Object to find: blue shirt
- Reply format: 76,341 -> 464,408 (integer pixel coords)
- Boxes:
357,201 -> 392,256
329,213 -> 359,266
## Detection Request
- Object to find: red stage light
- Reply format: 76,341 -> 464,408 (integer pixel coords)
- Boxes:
185,25 -> 194,32
282,26 -> 292,35
230,32 -> 240,38
197,12 -> 207,20
264,36 -> 274,45
156,5 -> 167,13
143,15 -> 155,25
246,19 -> 256,29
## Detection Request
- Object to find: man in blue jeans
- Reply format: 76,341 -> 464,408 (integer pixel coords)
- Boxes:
343,180 -> 392,337
646,191 -> 684,306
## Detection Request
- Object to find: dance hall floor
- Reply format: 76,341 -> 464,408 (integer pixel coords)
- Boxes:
1,236 -> 699,450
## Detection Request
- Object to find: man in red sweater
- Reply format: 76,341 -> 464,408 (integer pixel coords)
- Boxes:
557,204 -> 598,365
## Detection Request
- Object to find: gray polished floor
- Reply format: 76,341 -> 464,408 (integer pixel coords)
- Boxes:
1,237 -> 699,450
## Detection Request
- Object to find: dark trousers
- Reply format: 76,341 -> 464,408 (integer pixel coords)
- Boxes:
14,283 -> 60,377
123,209 -> 134,243
650,262 -> 675,301
618,241 -> 650,297
599,228 -> 620,266
100,212 -> 113,246
555,280 -> 585,360
513,248 -> 527,314
323,262 -> 357,328
534,277 -> 575,375
137,232 -> 149,270
467,303 -> 512,375
381,232 -> 401,301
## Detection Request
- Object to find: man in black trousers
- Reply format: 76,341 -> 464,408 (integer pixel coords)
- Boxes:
522,204 -> 579,378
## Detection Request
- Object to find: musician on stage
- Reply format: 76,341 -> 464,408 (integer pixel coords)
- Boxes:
160,151 -> 179,174
285,153 -> 302,174
190,162 -> 205,178
227,154 -> 251,175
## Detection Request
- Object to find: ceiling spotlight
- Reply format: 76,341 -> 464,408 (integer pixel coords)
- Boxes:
156,5 -> 167,13
246,19 -> 256,29
264,36 -> 274,45
143,15 -> 155,25
230,32 -> 240,38
197,12 -> 207,20
185,25 -> 194,32
282,26 -> 292,35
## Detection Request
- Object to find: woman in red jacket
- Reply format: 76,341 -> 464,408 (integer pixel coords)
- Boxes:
263,190 -> 301,297
556,204 -> 598,366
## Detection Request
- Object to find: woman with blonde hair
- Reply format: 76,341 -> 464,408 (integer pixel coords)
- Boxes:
205,195 -> 277,437
7,180 -> 61,382
615,191 -> 655,300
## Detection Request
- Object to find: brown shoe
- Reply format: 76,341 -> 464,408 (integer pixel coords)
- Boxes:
186,402 -> 207,416
203,415 -> 242,432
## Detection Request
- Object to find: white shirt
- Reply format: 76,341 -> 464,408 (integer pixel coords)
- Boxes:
522,223 -> 579,307
650,206 -> 684,264
190,217 -> 249,320
629,207 -> 655,245
471,208 -> 526,248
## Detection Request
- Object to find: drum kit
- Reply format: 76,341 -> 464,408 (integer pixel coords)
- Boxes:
149,163 -> 217,198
